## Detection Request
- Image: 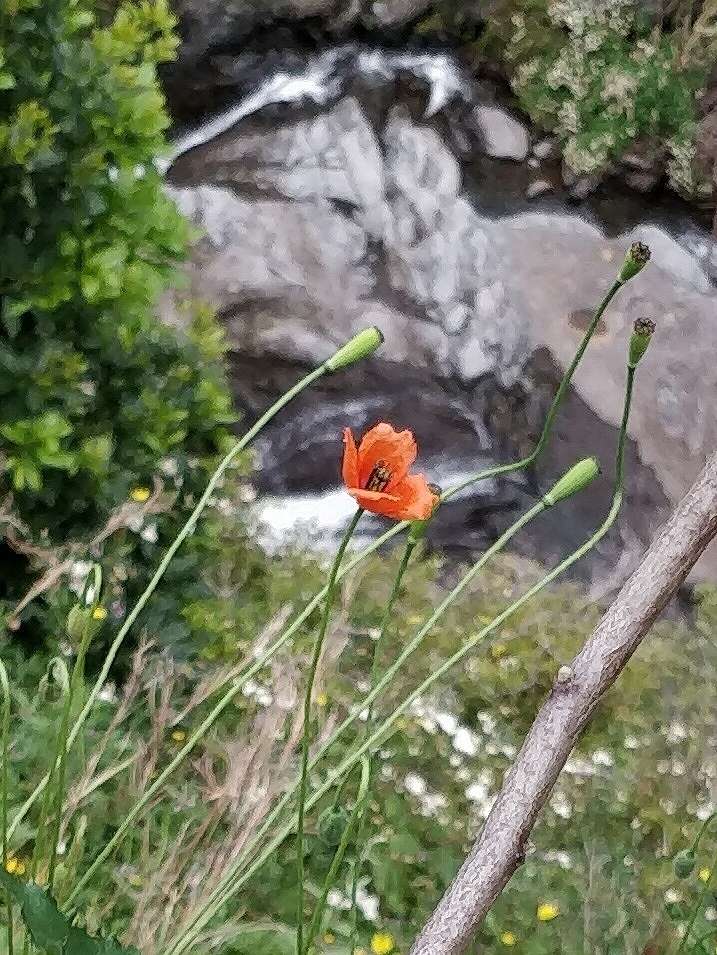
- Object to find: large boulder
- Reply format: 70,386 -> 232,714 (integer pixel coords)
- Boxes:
161,52 -> 717,584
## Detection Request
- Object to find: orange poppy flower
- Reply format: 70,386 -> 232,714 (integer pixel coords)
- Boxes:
342,423 -> 439,521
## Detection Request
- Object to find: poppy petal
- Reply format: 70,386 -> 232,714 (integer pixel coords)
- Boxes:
357,423 -> 417,490
342,428 -> 360,489
389,474 -> 439,521
348,487 -> 404,517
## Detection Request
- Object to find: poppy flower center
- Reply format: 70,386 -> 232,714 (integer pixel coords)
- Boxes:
365,460 -> 392,491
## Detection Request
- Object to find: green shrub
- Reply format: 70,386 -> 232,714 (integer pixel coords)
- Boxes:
0,0 -> 248,657
479,0 -> 712,196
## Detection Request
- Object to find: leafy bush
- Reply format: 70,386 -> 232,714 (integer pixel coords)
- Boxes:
0,0 -> 251,657
478,0 -> 712,196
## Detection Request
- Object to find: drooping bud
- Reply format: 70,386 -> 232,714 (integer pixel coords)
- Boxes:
628,317 -> 655,368
618,242 -> 651,283
673,848 -> 696,879
325,327 -> 384,373
543,457 -> 600,508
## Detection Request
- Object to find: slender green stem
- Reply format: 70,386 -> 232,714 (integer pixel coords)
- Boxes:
670,811 -> 717,955
30,659 -> 71,886
165,499 -> 548,955
295,507 -> 364,955
8,362 -> 328,843
166,355 -> 638,955
443,279 -> 623,500
304,756 -> 370,955
171,491 -> 621,955
0,661 -> 13,955
350,538 -> 417,950
674,852 -> 717,955
67,270 -> 623,912
47,619 -> 94,892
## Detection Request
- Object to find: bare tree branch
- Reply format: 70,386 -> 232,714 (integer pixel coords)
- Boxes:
411,450 -> 717,955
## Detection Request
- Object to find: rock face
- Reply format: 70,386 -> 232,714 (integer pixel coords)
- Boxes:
162,49 -> 717,585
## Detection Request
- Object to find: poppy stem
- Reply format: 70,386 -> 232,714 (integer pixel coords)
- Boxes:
304,755 -> 371,955
348,534 -> 419,950
295,506 -> 364,955
163,344 -> 642,955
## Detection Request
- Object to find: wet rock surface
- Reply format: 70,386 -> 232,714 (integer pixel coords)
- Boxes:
160,48 -> 717,586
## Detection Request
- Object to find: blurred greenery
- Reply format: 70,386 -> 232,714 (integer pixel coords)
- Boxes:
2,545 -> 717,954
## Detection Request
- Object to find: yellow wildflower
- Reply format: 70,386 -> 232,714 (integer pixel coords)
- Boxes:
5,857 -> 26,876
130,486 -> 151,503
323,931 -> 336,944
128,873 -> 143,888
171,729 -> 187,743
316,692 -> 329,708
371,932 -> 395,955
500,931 -> 517,946
537,902 -> 559,922
92,606 -> 108,621
491,643 -> 507,659
699,867 -> 712,883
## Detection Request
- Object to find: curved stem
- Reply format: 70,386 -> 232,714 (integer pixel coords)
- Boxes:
674,852 -> 717,955
304,756 -> 370,955
8,362 -> 328,843
295,507 -> 364,955
443,279 -> 623,501
349,537 -> 417,949
165,354 -> 637,955
166,499 -> 548,955
47,618 -> 94,892
68,271 -> 624,913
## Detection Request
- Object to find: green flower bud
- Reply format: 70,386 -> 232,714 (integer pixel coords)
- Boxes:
618,242 -> 651,283
673,848 -> 696,879
325,326 -> 384,372
628,317 -> 656,368
66,604 -> 89,642
317,806 -> 351,848
543,457 -> 600,507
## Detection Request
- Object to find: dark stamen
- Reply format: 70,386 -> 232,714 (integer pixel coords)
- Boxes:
365,460 -> 392,491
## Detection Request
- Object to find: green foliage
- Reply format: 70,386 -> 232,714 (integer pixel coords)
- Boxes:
3,547 -> 712,955
477,0 -> 711,196
0,868 -> 139,954
0,0 -> 248,656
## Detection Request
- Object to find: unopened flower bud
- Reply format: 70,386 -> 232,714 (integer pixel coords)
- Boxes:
618,242 -> 651,283
543,457 -> 600,507
66,604 -> 89,643
673,848 -> 696,879
628,317 -> 655,368
325,327 -> 384,372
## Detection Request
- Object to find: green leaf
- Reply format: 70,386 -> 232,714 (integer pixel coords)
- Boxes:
0,872 -> 138,955
0,870 -> 69,953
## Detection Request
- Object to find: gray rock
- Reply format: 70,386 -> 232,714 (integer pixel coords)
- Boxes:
472,105 -> 531,161
161,52 -> 717,582
526,179 -> 553,199
533,137 -> 559,161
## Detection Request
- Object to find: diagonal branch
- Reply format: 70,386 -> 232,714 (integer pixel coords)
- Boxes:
411,450 -> 717,955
